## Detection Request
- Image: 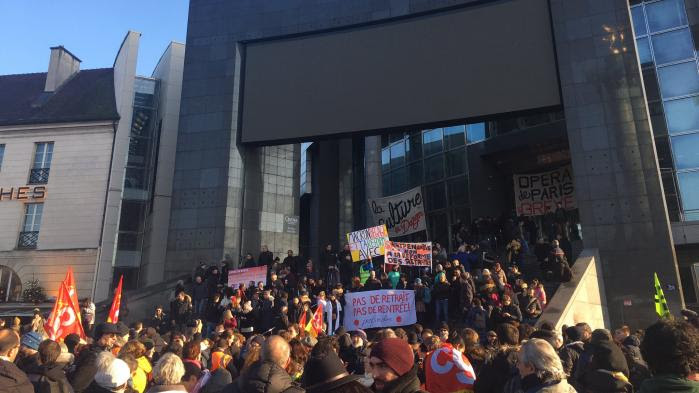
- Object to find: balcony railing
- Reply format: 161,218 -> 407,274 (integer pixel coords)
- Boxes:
17,231 -> 39,249
28,168 -> 50,185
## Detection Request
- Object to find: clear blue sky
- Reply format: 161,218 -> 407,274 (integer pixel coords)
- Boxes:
0,1 -> 189,77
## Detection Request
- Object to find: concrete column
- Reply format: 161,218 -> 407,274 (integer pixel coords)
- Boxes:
364,135 -> 383,226
550,0 -> 684,327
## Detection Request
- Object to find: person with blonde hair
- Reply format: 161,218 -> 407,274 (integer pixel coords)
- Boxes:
147,352 -> 186,393
515,338 -> 575,392
119,340 -> 151,393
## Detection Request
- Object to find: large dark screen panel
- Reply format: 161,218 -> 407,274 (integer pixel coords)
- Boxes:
241,0 -> 560,144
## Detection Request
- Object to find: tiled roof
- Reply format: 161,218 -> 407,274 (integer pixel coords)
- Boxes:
0,68 -> 119,126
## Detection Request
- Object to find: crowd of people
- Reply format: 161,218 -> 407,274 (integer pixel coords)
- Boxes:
0,225 -> 696,393
0,306 -> 697,393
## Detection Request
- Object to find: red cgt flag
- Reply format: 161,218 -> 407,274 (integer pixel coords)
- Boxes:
107,276 -> 123,323
305,303 -> 323,338
425,346 -> 476,393
64,267 -> 81,323
45,281 -> 86,341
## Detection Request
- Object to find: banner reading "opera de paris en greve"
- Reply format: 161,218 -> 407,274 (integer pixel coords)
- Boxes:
344,289 -> 416,330
514,165 -> 576,216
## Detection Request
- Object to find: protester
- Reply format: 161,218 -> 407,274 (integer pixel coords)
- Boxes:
223,335 -> 303,393
70,323 -> 120,392
0,328 -> 33,393
638,320 -> 699,393
148,353 -> 186,393
25,339 -> 74,393
368,338 -> 422,393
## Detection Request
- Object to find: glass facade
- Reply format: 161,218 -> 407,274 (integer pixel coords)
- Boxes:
631,0 -> 699,221
115,77 -> 160,271
380,123 -> 484,248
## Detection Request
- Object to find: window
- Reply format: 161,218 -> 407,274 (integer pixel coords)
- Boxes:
424,155 -> 445,181
422,128 -> 443,156
381,148 -> 390,173
446,149 -> 466,177
390,141 -> 405,169
447,176 -> 469,206
29,142 -> 53,184
649,101 -> 668,136
646,0 -> 687,33
406,132 -> 422,162
666,96 -> 699,134
655,136 -> 674,169
391,167 -> 407,194
18,203 -> 43,249
636,38 -> 653,68
33,142 -> 53,169
672,133 -> 699,170
677,171 -> 699,211
443,125 -> 466,149
651,28 -> 693,64
631,6 -> 647,36
658,62 -> 699,99
424,183 -> 446,211
0,144 -> 5,170
467,123 -> 486,143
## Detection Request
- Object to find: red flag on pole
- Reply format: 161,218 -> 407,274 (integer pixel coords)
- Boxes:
305,303 -> 324,338
298,310 -> 307,329
64,267 -> 81,323
107,276 -> 123,323
45,281 -> 86,341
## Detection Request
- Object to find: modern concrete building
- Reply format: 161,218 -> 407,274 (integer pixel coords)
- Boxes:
0,32 -> 184,302
171,0 -> 699,327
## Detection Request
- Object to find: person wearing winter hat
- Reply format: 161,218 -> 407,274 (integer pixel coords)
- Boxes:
303,351 -> 368,393
368,337 -> 422,393
16,331 -> 42,371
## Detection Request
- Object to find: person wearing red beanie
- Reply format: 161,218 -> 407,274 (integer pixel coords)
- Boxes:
368,338 -> 423,393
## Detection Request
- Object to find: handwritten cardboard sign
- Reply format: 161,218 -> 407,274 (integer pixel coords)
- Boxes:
346,225 -> 389,262
384,241 -> 432,267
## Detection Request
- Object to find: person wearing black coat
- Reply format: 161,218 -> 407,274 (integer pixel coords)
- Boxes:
320,244 -> 338,281
26,363 -> 74,393
573,330 -> 631,393
559,326 -> 586,379
491,295 -> 522,326
223,337 -> 303,393
0,329 -> 33,393
259,246 -> 275,271
474,323 -> 520,393
69,323 -> 118,393
192,276 -> 209,317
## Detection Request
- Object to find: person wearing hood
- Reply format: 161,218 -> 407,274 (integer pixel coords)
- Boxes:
368,338 -> 423,393
558,326 -> 585,380
573,329 -> 632,393
26,339 -> 74,393
638,320 -> 699,393
620,334 -> 650,390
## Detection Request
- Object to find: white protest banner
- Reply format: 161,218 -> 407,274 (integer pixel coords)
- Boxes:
514,165 -> 576,216
369,186 -> 426,237
346,225 -> 389,262
384,241 -> 432,267
228,265 -> 267,289
344,289 -> 416,330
